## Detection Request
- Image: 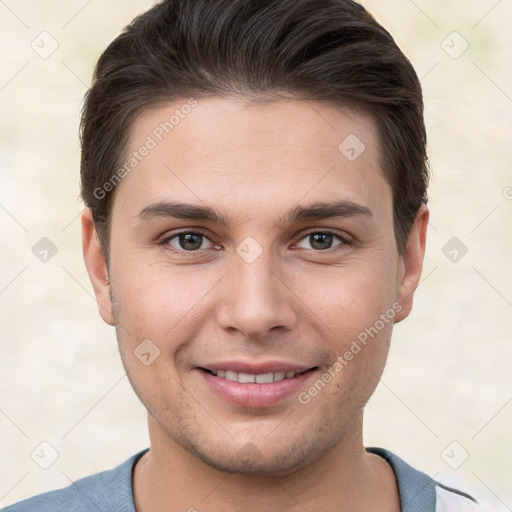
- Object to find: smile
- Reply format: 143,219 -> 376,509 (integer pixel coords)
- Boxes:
197,366 -> 319,408
203,368 -> 308,384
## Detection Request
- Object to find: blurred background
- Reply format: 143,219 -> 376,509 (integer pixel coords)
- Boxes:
0,0 -> 511,509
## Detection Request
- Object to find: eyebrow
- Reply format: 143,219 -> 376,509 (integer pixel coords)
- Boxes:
137,199 -> 372,226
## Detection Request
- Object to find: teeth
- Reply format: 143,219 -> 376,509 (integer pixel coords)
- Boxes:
209,369 -> 298,383
225,370 -> 238,381
255,372 -> 274,384
238,372 -> 256,383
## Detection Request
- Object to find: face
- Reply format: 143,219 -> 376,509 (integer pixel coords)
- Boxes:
83,96 -> 427,475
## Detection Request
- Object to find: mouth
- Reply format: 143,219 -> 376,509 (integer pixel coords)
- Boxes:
200,368 -> 314,384
196,364 -> 319,408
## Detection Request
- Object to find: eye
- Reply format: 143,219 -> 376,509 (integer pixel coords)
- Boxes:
295,231 -> 348,251
162,231 -> 217,252
160,229 -> 350,255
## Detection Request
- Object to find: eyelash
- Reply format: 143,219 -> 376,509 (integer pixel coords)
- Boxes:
159,229 -> 352,256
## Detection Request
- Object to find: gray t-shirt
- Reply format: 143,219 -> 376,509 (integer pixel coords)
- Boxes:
1,447 -> 483,511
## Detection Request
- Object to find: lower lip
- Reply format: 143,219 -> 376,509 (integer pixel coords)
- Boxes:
198,368 -> 317,408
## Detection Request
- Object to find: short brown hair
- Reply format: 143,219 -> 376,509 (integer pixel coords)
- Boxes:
80,0 -> 429,264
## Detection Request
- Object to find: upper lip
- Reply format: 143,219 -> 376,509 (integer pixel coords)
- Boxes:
198,361 -> 317,375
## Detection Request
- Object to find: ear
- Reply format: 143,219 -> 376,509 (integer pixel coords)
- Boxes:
81,208 -> 115,326
394,204 -> 429,324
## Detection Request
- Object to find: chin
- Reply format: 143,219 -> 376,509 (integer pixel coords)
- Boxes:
170,426 -> 335,477
192,446 -> 312,476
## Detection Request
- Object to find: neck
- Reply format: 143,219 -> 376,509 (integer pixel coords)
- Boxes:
133,413 -> 400,512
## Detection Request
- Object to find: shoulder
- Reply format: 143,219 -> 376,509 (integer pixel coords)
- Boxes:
366,447 -> 484,512
1,450 -> 147,512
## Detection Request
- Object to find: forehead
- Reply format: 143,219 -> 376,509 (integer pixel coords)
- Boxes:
130,96 -> 380,163
112,96 -> 390,222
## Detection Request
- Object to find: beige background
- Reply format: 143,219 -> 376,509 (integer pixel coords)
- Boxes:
1,0 -> 511,510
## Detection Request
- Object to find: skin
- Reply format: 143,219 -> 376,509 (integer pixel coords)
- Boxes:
82,96 -> 428,512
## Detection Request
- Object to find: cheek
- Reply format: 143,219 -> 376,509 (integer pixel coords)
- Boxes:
299,260 -> 398,336
110,263 -> 211,340
109,231 -> 398,353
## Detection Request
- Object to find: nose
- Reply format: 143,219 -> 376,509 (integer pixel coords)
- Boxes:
216,248 -> 298,340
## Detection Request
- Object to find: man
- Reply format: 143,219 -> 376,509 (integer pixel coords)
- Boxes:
3,0 -> 483,510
